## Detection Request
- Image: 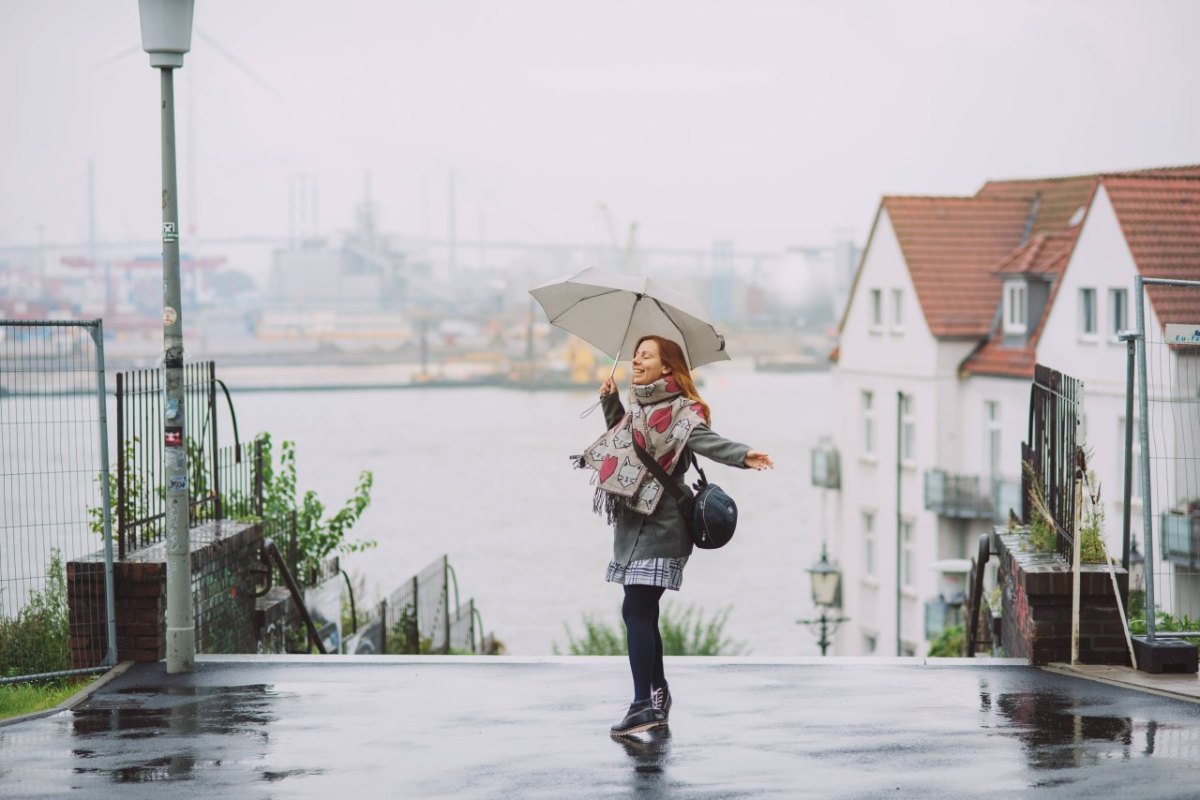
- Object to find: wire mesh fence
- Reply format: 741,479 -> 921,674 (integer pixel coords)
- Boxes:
0,320 -> 115,682
1132,277 -> 1200,635
342,555 -> 483,655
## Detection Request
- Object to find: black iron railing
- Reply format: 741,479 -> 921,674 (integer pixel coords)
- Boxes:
114,361 -> 247,557
924,470 -> 992,519
1023,363 -> 1083,560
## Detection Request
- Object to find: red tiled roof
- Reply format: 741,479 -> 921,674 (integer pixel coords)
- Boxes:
851,166 -> 1200,377
1105,175 -> 1200,328
882,195 -> 1032,338
963,171 -> 1200,377
993,232 -> 1074,277
959,341 -> 1037,378
957,180 -> 1096,378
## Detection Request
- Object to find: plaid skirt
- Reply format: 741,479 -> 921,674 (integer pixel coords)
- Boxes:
605,557 -> 688,591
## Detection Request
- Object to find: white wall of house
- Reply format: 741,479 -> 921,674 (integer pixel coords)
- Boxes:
832,210 -> 975,656
1037,186 -> 1154,561
1025,185 -> 1200,619
831,182 -> 1200,654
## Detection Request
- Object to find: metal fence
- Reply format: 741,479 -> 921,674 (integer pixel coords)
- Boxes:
1130,277 -> 1200,637
1023,363 -> 1084,561
114,361 -> 242,558
0,320 -> 116,683
343,555 -> 484,655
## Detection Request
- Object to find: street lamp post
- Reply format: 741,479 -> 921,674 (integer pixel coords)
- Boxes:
797,545 -> 849,656
139,0 -> 196,674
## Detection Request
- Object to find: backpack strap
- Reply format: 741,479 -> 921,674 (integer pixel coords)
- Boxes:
631,442 -> 705,501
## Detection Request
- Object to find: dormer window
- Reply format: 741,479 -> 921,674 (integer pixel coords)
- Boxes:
1003,280 -> 1027,335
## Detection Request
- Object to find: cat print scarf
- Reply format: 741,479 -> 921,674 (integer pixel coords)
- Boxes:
579,376 -> 705,521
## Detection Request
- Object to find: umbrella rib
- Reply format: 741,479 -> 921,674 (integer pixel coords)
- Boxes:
650,297 -> 687,336
546,287 -> 629,325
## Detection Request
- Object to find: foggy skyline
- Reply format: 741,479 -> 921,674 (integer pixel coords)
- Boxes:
2,0 -> 1199,262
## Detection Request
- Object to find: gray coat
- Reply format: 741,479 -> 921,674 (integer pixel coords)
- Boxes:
602,392 -> 751,564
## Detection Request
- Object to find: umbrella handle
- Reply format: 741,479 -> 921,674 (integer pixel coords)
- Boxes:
579,348 -> 622,418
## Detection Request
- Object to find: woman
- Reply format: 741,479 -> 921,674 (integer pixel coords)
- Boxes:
580,335 -> 773,736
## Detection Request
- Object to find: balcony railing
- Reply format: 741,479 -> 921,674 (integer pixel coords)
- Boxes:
811,441 -> 840,490
1162,510 -> 1200,564
924,470 -> 1021,524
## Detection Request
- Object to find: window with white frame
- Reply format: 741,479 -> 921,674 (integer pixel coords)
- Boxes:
986,401 -> 1002,478
870,289 -> 883,330
901,520 -> 915,588
1110,288 -> 1128,337
1004,282 -> 1027,334
891,288 -> 904,331
863,511 -> 876,576
900,393 -> 915,463
1119,416 -> 1143,501
1080,287 -> 1097,336
862,390 -> 876,456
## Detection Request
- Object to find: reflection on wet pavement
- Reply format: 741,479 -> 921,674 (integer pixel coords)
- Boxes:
4,660 -> 1200,798
66,684 -> 277,784
613,725 -> 672,776
991,688 -> 1132,770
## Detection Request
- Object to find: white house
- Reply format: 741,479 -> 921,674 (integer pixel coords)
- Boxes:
820,166 -> 1200,657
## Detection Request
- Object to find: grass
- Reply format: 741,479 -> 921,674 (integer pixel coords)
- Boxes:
554,603 -> 747,656
0,677 -> 95,721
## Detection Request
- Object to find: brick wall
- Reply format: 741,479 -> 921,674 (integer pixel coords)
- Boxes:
996,526 -> 1130,666
68,520 -> 266,666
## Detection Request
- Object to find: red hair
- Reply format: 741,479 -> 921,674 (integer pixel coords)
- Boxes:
635,335 -> 711,425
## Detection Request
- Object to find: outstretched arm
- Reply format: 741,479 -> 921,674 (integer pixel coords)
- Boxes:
688,426 -> 773,471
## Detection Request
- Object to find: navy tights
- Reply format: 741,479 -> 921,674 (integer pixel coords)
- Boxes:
622,584 -> 667,702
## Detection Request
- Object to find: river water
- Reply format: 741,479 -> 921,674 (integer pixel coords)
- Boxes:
2,365 -> 834,655
224,365 -> 834,655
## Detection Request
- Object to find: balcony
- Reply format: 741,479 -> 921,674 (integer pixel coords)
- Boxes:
811,440 -> 840,490
1162,510 -> 1200,564
924,470 -> 1021,524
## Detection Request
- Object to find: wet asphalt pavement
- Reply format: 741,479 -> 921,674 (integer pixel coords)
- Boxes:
4,656 -> 1200,799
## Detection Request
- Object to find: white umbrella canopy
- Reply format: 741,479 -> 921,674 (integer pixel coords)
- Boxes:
529,267 -> 731,369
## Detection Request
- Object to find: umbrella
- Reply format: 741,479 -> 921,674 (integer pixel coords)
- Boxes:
529,267 -> 731,372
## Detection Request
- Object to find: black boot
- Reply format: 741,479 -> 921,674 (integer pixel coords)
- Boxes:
610,699 -> 667,736
650,683 -> 672,720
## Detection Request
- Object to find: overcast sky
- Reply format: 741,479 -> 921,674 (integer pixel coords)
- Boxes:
2,0 -> 1199,260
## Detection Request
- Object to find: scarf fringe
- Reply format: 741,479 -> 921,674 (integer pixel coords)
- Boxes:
592,486 -> 628,525
577,457 -> 629,524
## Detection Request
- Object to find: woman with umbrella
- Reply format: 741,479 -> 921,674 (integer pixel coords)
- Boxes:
584,334 -> 773,736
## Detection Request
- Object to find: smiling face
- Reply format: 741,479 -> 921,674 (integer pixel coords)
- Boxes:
631,339 -> 669,385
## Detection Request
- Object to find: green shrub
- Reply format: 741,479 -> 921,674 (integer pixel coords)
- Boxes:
257,432 -> 376,575
927,624 -> 965,658
554,603 -> 746,656
88,436 -> 161,539
385,603 -> 432,655
555,613 -> 627,656
0,551 -> 70,678
1129,608 -> 1200,647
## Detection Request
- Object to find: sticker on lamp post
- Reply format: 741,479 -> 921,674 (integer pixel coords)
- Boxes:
162,221 -> 178,243
1165,324 -> 1200,346
164,306 -> 178,326
165,427 -> 183,447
